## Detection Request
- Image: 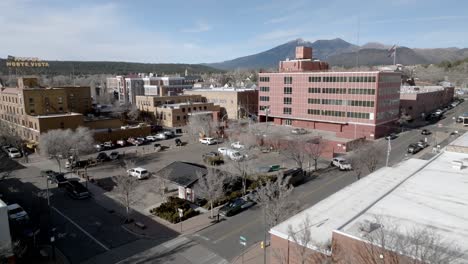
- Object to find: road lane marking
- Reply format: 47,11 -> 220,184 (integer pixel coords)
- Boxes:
162,236 -> 189,249
51,206 -> 110,251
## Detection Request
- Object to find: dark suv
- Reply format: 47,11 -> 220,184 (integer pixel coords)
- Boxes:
64,181 -> 90,199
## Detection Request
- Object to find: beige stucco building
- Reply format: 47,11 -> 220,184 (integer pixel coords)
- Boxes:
184,87 -> 258,120
136,95 -> 220,127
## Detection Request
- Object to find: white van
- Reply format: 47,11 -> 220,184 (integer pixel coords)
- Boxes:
127,167 -> 150,179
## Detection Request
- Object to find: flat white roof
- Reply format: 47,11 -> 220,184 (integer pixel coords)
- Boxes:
271,134 -> 468,260
187,87 -> 256,92
34,112 -> 82,118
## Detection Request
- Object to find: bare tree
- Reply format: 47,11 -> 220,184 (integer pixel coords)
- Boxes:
112,174 -> 139,223
305,137 -> 324,172
254,173 -> 297,229
281,137 -> 308,171
227,154 -> 255,195
39,127 -> 94,172
347,216 -> 466,264
349,155 -> 365,180
127,105 -> 141,121
186,114 -> 215,140
357,143 -> 384,173
39,129 -> 74,172
154,169 -> 171,203
195,168 -> 226,219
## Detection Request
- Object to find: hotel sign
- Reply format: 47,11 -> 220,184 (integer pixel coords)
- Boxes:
6,55 -> 49,67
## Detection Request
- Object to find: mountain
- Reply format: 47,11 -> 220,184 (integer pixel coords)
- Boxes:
0,59 -> 223,76
327,47 -> 430,67
206,38 -> 358,70
206,39 -> 468,70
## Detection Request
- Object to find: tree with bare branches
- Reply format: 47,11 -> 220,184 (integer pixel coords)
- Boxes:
113,174 -> 139,223
186,114 -> 215,140
195,168 -> 226,219
281,137 -> 308,172
357,143 -> 384,173
305,137 -> 324,172
154,169 -> 171,203
345,216 -> 466,264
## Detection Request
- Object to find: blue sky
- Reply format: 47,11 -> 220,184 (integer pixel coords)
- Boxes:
1,0 -> 467,63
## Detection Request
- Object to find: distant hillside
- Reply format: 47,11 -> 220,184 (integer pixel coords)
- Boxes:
206,38 -> 358,70
328,47 -> 430,67
0,59 -> 223,76
206,39 -> 468,70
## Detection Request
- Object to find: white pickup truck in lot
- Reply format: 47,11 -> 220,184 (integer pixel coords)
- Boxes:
199,137 -> 218,145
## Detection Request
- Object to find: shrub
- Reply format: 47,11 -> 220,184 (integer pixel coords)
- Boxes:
150,197 -> 199,223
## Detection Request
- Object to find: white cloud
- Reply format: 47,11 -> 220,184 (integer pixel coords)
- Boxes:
0,1 -> 225,63
256,29 -> 303,41
181,21 -> 213,33
264,15 -> 292,25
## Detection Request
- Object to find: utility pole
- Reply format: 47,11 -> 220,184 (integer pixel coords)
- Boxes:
386,139 -> 391,167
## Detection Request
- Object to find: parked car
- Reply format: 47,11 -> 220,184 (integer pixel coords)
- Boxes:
217,147 -> 244,161
109,151 -> 119,160
407,144 -> 422,154
421,129 -> 431,135
136,137 -> 147,144
417,140 -> 429,149
6,147 -> 22,158
2,145 -> 12,153
155,133 -> 168,140
218,197 -> 255,217
200,137 -> 218,145
256,165 -> 281,173
163,130 -> 175,138
94,144 -> 105,152
127,137 -> 143,146
175,138 -> 183,146
116,139 -> 127,147
103,141 -> 115,149
231,141 -> 245,149
291,128 -> 307,135
66,159 -> 89,169
146,135 -> 158,142
96,152 -> 110,162
202,152 -> 224,165
456,117 -> 463,123
47,172 -> 68,187
385,133 -> 398,140
127,167 -> 150,179
7,204 -> 29,222
64,181 -> 90,199
331,157 -> 352,171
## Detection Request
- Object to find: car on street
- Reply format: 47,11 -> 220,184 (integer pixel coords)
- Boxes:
175,138 -> 183,146
450,131 -> 459,136
331,157 -> 352,171
116,139 -> 127,147
1,145 -> 12,152
155,133 -> 168,140
146,135 -> 158,142
103,141 -> 115,149
456,117 -> 463,123
407,144 -> 422,154
47,172 -> 69,187
163,130 -> 175,138
219,197 -> 255,217
109,151 -> 119,160
7,204 -> 30,222
255,165 -> 281,173
64,181 -> 90,199
66,159 -> 89,169
96,152 -> 110,162
94,144 -> 105,152
417,140 -> 429,149
421,129 -> 431,135
385,133 -> 398,140
136,137 -> 147,144
127,137 -> 143,146
291,128 -> 307,135
231,141 -> 245,149
200,137 -> 218,145
127,167 -> 150,179
6,147 -> 21,158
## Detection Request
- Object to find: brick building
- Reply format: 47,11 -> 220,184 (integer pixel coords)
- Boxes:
0,77 -> 92,142
399,85 -> 454,119
269,133 -> 468,263
135,95 -> 220,127
258,46 -> 401,139
184,87 -> 258,120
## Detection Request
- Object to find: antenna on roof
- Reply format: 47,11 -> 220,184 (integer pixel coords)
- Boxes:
355,15 -> 360,68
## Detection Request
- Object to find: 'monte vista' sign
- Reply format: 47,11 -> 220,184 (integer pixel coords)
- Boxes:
6,55 -> 49,67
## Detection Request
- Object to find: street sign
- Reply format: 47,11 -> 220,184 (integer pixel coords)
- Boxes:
240,236 -> 247,246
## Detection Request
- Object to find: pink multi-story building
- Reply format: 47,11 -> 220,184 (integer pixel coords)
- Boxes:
258,46 -> 401,140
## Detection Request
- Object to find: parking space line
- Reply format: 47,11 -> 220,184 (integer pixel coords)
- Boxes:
51,206 -> 110,251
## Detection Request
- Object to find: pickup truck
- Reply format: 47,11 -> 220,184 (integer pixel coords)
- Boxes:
331,157 -> 352,171
200,137 -> 218,145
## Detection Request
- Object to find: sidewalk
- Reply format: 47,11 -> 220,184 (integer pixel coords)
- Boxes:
87,181 -> 219,238
232,243 -> 269,264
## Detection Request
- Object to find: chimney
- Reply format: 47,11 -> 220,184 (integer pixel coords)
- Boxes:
296,46 -> 312,60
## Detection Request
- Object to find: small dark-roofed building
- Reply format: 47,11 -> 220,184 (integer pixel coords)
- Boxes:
156,161 -> 207,202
